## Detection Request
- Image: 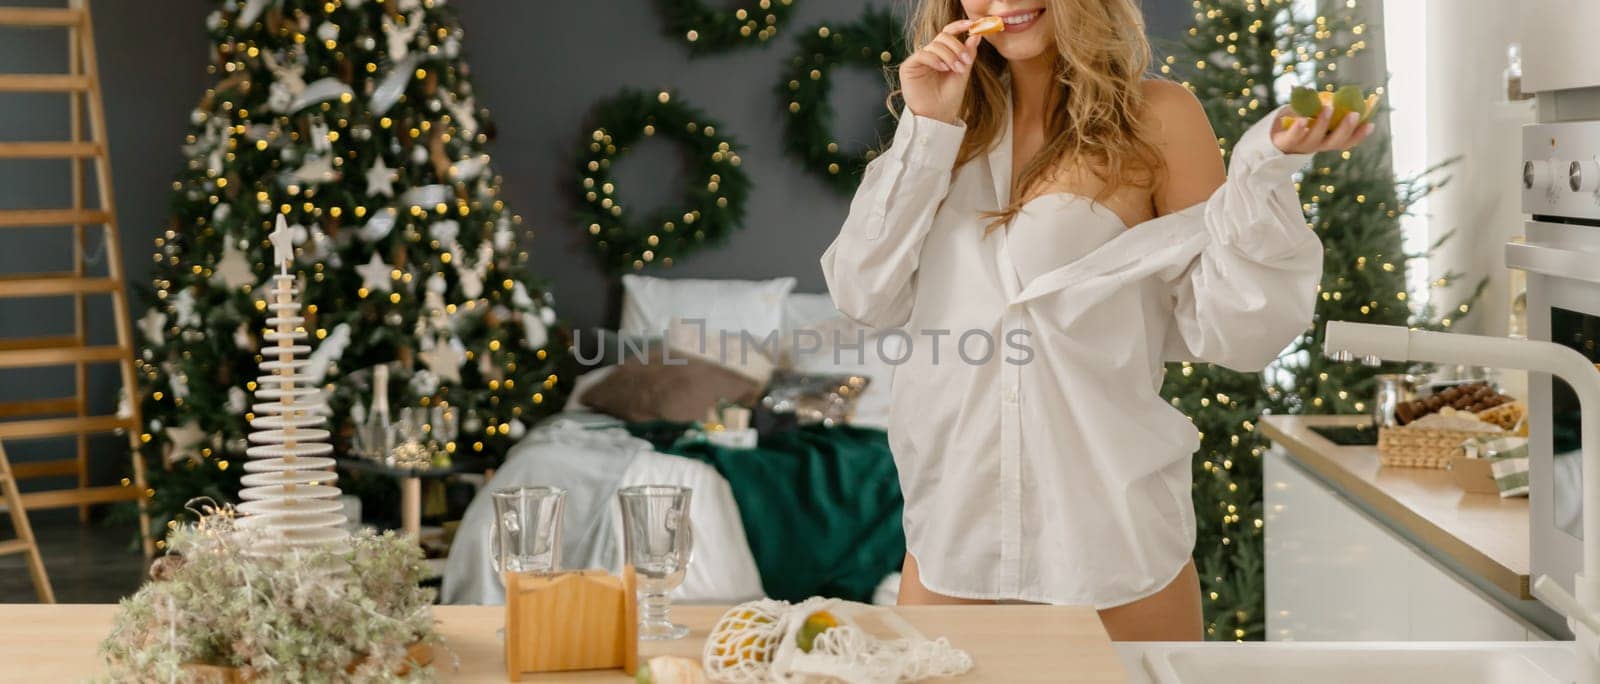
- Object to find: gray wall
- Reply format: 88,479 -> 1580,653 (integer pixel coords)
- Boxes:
0,1 -> 1189,466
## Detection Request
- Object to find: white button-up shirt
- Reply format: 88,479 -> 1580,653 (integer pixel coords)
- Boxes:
821,101 -> 1319,608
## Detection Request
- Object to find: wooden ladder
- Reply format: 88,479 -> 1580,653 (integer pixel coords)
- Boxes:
0,443 -> 54,602
0,1 -> 152,558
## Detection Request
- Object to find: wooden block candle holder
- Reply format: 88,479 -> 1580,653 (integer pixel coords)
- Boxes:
504,567 -> 639,680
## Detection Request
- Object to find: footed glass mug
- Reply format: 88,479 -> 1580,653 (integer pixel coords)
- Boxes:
490,486 -> 566,577
618,485 -> 694,640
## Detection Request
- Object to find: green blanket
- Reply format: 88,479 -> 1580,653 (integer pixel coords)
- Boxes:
627,422 -> 905,603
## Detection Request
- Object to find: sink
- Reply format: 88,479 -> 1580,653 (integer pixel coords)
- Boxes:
1124,642 -> 1574,684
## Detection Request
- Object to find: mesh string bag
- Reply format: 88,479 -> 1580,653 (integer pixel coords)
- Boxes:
702,597 -> 974,683
704,598 -> 791,682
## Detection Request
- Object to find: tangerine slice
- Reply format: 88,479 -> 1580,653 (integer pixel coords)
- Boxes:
969,16 -> 1005,36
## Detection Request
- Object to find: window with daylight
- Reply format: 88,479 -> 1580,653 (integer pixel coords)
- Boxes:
1377,0 -> 1431,311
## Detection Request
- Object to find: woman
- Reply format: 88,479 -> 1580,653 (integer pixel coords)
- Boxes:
821,0 -> 1372,640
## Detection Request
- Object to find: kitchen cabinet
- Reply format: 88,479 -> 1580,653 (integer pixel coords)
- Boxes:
1262,416 -> 1555,640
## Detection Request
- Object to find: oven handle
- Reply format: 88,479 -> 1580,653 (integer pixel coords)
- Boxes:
1505,241 -> 1600,285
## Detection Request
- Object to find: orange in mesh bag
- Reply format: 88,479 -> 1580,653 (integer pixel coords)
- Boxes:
702,597 -> 974,683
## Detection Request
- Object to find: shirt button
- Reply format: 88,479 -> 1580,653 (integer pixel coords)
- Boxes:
1003,389 -> 1018,403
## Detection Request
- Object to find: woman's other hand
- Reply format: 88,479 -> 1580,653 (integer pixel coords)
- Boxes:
1272,104 -> 1375,154
899,19 -> 983,125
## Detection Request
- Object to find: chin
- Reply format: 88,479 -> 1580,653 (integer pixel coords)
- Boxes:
990,34 -> 1053,63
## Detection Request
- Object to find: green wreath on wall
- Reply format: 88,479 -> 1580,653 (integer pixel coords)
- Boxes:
778,6 -> 908,195
574,89 -> 752,274
658,0 -> 797,55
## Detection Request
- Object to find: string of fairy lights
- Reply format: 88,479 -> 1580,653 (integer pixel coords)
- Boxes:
778,6 -> 906,195
573,89 -> 751,275
659,0 -> 797,54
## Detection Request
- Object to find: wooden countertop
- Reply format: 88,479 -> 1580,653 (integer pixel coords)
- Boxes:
0,603 -> 1128,682
1260,414 -> 1530,599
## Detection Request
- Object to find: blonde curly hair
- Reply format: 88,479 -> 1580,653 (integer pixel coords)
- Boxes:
899,0 -> 1169,232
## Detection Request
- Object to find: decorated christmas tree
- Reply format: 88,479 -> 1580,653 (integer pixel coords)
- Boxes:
1157,0 -> 1483,640
133,0 -> 569,541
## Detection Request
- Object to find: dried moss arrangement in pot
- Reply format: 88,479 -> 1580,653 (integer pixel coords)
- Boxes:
100,504 -> 447,682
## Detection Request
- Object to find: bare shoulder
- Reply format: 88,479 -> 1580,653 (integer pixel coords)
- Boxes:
1140,78 -> 1198,107
1138,78 -> 1225,212
1138,79 -> 1214,148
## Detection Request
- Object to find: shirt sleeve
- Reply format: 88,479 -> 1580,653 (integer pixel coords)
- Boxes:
820,109 -> 966,329
1163,105 -> 1323,371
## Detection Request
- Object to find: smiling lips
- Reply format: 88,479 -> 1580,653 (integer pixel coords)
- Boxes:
971,8 -> 1046,36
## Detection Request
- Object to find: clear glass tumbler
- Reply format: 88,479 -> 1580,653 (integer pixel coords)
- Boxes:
618,485 -> 694,641
490,486 -> 566,576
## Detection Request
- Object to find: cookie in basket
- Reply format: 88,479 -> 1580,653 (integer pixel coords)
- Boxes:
1475,400 -> 1525,431
1394,382 -> 1513,425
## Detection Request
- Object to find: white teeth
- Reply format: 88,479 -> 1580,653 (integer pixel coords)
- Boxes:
1003,12 -> 1038,25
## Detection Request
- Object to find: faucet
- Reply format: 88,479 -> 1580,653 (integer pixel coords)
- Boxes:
1324,321 -> 1600,681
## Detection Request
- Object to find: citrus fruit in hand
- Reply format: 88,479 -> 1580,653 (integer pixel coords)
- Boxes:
1283,85 -> 1380,131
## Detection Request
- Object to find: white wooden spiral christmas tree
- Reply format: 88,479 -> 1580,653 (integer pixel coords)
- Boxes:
236,215 -> 348,550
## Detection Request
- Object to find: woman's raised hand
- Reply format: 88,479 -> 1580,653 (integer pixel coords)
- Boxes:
899,19 -> 984,125
1272,104 -> 1376,154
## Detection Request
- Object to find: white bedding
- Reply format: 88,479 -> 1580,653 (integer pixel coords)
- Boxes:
442,415 -> 764,605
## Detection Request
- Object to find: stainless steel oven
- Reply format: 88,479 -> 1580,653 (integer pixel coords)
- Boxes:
1508,120 -> 1600,595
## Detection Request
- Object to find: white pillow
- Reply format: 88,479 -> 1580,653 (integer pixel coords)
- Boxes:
779,292 -> 845,367
782,292 -> 844,338
619,275 -> 796,343
782,293 -> 901,430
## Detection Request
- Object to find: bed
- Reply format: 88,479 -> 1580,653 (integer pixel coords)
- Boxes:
442,277 -> 907,606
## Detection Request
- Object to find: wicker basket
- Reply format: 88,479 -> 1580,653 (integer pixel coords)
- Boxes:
1377,426 -> 1503,468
